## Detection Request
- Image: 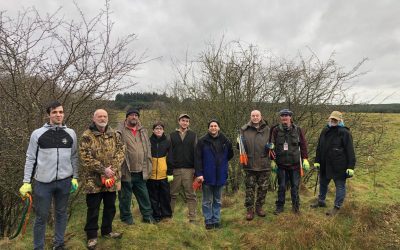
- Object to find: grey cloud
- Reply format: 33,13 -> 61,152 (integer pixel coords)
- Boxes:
1,0 -> 399,103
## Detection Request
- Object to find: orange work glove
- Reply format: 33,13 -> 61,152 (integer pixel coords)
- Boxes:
192,179 -> 202,191
104,177 -> 115,188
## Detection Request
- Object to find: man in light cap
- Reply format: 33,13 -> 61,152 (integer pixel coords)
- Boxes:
169,113 -> 198,222
269,109 -> 309,215
311,111 -> 356,216
118,108 -> 155,224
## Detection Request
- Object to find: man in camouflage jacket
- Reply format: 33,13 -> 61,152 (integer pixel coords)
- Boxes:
80,109 -> 125,249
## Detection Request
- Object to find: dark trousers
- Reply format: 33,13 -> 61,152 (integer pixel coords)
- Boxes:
84,191 -> 116,239
119,172 -> 153,224
276,167 -> 300,208
146,178 -> 172,220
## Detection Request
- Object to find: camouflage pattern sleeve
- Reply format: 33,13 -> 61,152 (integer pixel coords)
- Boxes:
79,131 -> 105,174
111,131 -> 125,181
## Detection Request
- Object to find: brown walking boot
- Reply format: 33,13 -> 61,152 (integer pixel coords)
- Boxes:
246,208 -> 254,221
255,207 -> 266,217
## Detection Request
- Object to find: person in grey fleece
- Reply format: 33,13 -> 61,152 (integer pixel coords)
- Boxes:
19,100 -> 79,250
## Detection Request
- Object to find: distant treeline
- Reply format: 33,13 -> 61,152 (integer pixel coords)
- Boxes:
114,92 -> 172,109
114,92 -> 400,113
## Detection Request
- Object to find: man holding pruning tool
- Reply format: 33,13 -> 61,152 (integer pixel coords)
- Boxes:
19,100 -> 79,250
238,110 -> 271,221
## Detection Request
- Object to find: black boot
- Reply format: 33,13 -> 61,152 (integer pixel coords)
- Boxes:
273,206 -> 284,215
310,200 -> 326,208
292,206 -> 300,214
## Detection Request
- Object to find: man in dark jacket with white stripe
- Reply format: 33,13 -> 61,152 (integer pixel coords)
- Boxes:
19,100 -> 79,250
195,119 -> 233,229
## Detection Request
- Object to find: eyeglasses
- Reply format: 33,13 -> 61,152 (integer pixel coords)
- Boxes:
154,127 -> 164,130
280,114 -> 290,117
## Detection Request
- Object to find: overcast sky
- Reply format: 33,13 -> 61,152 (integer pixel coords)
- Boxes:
2,0 -> 399,103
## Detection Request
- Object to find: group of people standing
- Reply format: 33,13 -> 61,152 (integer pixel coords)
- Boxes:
18,101 -> 356,250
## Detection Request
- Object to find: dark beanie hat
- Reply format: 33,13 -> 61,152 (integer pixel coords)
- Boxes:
126,108 -> 140,118
207,119 -> 220,128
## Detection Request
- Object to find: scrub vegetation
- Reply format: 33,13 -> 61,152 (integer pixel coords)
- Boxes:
1,113 -> 399,249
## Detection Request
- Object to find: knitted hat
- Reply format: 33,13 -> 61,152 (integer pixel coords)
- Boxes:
207,119 -> 220,128
126,108 -> 140,118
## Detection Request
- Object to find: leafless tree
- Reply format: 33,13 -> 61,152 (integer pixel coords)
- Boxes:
0,1 -> 145,237
165,39 -> 369,193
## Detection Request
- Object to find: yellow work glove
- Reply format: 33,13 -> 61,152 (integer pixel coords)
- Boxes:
314,162 -> 320,169
302,159 -> 310,171
19,183 -> 32,197
271,160 -> 278,174
70,178 -> 78,193
167,175 -> 174,183
346,169 -> 354,178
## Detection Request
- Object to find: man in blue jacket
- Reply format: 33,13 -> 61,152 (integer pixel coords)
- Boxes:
19,100 -> 79,250
195,119 -> 233,229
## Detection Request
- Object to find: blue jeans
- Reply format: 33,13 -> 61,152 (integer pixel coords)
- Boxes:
318,174 -> 347,208
276,167 -> 300,208
33,178 -> 71,250
202,184 -> 223,225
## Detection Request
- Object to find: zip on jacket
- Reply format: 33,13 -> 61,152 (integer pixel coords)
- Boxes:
23,123 -> 78,183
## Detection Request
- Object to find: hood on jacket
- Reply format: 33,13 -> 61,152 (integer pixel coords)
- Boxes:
241,119 -> 268,131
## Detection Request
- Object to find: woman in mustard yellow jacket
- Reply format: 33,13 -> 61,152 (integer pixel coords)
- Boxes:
147,121 -> 174,222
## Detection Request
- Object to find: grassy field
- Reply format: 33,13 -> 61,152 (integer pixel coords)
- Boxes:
1,113 -> 399,249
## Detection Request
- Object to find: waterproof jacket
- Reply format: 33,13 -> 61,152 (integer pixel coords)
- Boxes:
79,124 -> 125,193
315,125 -> 356,179
270,123 -> 308,169
23,123 -> 78,183
118,121 -> 152,181
195,132 -> 234,186
240,120 -> 271,171
149,133 -> 173,180
169,129 -> 197,169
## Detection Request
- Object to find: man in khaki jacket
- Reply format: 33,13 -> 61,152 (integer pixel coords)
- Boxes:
239,110 -> 271,220
118,108 -> 155,224
80,109 -> 125,249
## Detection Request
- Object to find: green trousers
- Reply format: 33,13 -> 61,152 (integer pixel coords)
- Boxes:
119,172 -> 153,223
